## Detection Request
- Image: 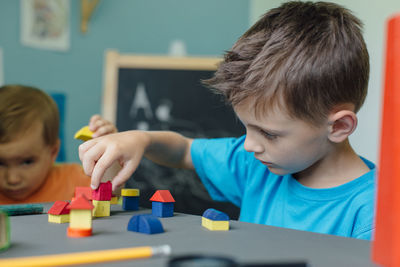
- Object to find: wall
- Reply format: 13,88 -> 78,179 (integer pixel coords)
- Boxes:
250,0 -> 400,163
0,0 -> 249,162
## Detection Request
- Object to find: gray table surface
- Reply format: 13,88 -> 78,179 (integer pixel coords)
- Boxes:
0,203 -> 379,267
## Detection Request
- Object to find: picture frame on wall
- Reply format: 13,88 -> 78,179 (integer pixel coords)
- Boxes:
20,0 -> 70,51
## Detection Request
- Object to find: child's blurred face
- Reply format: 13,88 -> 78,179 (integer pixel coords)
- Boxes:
234,99 -> 332,176
0,122 -> 59,201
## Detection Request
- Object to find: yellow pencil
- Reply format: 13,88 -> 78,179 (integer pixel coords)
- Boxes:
0,245 -> 171,267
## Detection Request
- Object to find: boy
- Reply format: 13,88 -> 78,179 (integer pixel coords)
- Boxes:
0,85 -> 117,204
79,1 -> 375,239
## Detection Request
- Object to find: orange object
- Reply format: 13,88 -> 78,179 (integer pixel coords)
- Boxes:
0,164 -> 90,204
67,227 -> 92,238
372,14 -> 400,267
149,190 -> 175,203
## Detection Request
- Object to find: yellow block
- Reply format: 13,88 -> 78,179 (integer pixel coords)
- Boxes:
202,217 -> 229,231
70,210 -> 92,229
74,126 -> 94,141
48,214 -> 69,223
92,200 -> 110,217
121,188 -> 139,197
110,196 -> 119,205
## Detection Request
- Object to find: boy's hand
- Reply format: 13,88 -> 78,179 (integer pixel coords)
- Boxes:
88,114 -> 117,138
79,131 -> 149,191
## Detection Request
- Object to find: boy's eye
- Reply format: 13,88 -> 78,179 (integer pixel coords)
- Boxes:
21,158 -> 35,165
259,129 -> 278,140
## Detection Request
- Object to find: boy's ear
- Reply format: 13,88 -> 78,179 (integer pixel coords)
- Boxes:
327,110 -> 358,143
50,139 -> 61,162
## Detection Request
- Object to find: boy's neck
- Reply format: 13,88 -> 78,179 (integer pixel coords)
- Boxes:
293,140 -> 370,189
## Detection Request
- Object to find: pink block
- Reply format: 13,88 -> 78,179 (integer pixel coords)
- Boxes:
92,181 -> 112,201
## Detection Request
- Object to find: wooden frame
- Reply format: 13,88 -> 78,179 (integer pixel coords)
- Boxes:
102,50 -> 221,124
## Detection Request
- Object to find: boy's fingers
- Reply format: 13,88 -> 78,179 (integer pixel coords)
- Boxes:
80,142 -> 104,179
78,140 -> 97,161
90,149 -> 117,189
89,114 -> 101,124
93,125 -> 117,137
111,160 -> 138,191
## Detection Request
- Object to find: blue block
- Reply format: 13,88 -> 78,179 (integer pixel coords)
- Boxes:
127,214 -> 164,234
122,196 -> 139,211
202,208 -> 229,221
152,202 -> 174,217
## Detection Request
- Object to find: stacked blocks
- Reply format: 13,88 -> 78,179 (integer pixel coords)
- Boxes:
150,190 -> 175,217
127,214 -> 164,234
92,181 -> 112,217
48,201 -> 70,223
67,195 -> 94,238
202,208 -> 230,231
121,189 -> 140,211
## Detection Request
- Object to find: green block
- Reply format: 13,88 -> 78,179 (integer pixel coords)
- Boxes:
0,211 -> 10,251
0,204 -> 43,216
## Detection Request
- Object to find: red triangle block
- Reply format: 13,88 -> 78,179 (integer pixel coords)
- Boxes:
48,201 -> 70,215
68,195 -> 94,210
149,190 -> 175,203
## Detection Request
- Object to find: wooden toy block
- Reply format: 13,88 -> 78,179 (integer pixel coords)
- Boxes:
373,14 -> 400,267
110,196 -> 119,204
202,208 -> 230,231
48,214 -> 70,224
152,202 -> 173,217
69,208 -> 93,229
149,190 -> 175,203
0,211 -> 10,251
122,196 -> 139,211
0,204 -> 43,216
127,214 -> 164,234
74,126 -> 93,141
92,181 -> 112,201
202,217 -> 229,231
75,187 -> 92,200
150,190 -> 175,217
202,208 -> 229,221
67,227 -> 92,238
48,201 -> 70,223
121,188 -> 140,197
92,200 -> 111,217
67,195 -> 94,238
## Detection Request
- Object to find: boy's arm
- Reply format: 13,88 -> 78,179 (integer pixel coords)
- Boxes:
78,130 -> 194,190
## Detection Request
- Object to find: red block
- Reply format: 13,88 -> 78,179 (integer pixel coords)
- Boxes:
92,181 -> 112,201
149,190 -> 175,203
48,201 -> 70,215
372,14 -> 400,267
75,187 -> 92,200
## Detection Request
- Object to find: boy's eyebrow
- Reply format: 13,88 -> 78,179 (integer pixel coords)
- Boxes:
0,155 -> 35,162
246,123 -> 285,135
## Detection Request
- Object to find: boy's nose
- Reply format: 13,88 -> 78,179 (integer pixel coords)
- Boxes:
244,134 -> 264,153
4,169 -> 23,185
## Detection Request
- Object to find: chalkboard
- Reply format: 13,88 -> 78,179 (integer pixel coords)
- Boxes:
102,50 -> 244,219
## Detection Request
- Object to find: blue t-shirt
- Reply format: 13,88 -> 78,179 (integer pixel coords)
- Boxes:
191,136 -> 376,240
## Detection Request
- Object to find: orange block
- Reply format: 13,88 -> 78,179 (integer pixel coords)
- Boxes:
372,14 -> 400,267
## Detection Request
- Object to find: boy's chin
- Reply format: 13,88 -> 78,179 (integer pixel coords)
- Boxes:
267,166 -> 290,176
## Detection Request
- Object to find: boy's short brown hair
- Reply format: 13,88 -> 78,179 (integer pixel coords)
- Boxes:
0,85 -> 59,145
204,1 -> 369,125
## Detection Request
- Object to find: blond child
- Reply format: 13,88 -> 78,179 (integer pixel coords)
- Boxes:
0,85 -> 117,204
